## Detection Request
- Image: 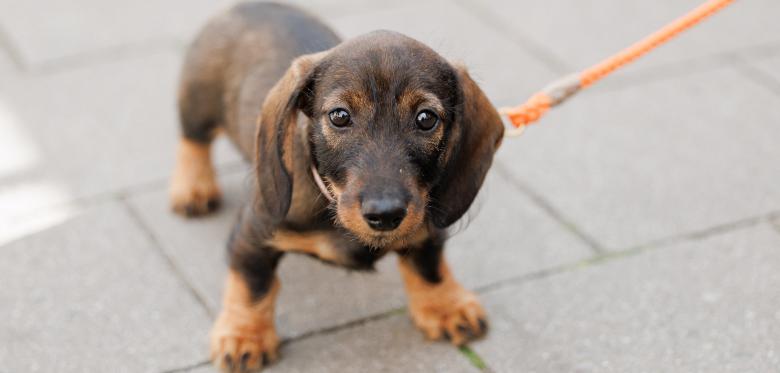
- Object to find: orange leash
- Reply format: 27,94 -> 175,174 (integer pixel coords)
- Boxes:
501,0 -> 735,136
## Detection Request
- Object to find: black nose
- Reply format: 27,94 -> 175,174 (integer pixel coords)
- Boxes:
361,198 -> 407,231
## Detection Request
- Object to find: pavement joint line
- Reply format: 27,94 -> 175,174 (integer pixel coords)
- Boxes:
476,210 -> 777,296
619,212 -> 773,253
768,214 -> 780,235
0,24 -> 27,72
492,160 -> 606,254
119,195 -> 216,318
451,0 -> 571,75
281,307 -> 406,346
458,345 -> 494,372
159,308 -> 413,372
731,58 -> 780,97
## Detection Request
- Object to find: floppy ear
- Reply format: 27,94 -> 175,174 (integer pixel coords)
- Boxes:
429,64 -> 505,228
254,51 -> 327,223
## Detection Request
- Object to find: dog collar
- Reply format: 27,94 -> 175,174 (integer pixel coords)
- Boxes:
310,165 -> 336,203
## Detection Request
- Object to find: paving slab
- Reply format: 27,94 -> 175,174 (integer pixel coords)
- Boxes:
469,0 -> 780,79
0,49 -> 242,232
127,157 -> 591,339
329,0 -> 557,107
496,66 -> 780,250
186,314 -> 476,373
0,202 -> 212,373
265,314 -> 478,373
447,171 -> 593,289
472,223 -> 780,373
0,0 -> 233,68
0,0 -> 409,69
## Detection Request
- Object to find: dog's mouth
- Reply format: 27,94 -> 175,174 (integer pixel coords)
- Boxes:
309,151 -> 428,248
332,190 -> 427,249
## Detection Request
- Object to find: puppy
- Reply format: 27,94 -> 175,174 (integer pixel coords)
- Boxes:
169,2 -> 504,371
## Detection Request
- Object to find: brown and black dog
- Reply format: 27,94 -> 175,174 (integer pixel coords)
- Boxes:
169,2 -> 504,371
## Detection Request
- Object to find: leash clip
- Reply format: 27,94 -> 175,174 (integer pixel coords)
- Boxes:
498,107 -> 527,137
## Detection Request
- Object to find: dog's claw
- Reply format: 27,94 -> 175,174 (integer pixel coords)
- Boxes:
224,353 -> 234,370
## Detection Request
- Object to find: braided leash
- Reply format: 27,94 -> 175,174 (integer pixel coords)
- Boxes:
500,0 -> 735,137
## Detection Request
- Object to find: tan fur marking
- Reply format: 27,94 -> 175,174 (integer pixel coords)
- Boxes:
169,138 -> 221,216
267,229 -> 342,262
398,256 -> 487,346
386,225 -> 429,251
211,270 -> 280,372
397,89 -> 445,116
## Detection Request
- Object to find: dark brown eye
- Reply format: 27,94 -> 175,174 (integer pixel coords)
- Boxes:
328,108 -> 351,127
415,110 -> 439,131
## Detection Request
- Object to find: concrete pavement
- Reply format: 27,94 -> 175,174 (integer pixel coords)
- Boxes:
1,0 -> 779,371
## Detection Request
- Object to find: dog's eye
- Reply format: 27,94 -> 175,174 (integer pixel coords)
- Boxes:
328,108 -> 351,127
415,110 -> 439,131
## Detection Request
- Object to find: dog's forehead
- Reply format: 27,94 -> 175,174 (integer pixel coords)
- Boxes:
319,31 -> 454,91
331,31 -> 443,61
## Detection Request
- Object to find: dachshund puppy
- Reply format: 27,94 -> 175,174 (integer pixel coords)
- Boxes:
169,2 -> 504,371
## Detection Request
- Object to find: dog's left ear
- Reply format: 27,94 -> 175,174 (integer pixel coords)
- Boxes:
254,51 -> 327,225
430,64 -> 504,228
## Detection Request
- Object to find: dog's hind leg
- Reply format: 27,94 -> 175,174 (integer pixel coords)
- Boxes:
169,53 -> 225,217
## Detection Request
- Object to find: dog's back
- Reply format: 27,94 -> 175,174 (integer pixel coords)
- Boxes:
178,2 -> 340,158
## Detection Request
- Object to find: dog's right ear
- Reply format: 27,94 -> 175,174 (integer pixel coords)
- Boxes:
254,51 -> 327,224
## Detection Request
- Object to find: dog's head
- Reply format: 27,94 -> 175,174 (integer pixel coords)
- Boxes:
256,31 -> 504,246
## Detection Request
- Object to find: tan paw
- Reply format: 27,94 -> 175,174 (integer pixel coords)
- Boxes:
408,287 -> 488,346
210,312 -> 279,373
169,138 -> 221,217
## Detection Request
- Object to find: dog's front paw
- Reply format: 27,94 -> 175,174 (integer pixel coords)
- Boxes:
210,311 -> 279,373
408,286 -> 488,346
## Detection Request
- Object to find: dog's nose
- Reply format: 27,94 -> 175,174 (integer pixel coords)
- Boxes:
361,198 -> 407,231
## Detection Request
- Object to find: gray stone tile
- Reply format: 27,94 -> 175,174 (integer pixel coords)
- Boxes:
0,202 -> 212,373
186,315 -> 476,373
496,66 -> 780,250
127,162 -> 591,339
473,224 -> 780,373
0,0 -> 406,68
265,314 -> 478,373
329,0 -> 557,106
0,49 -> 242,229
172,313 -> 476,373
0,0 -> 234,67
471,0 -> 780,78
